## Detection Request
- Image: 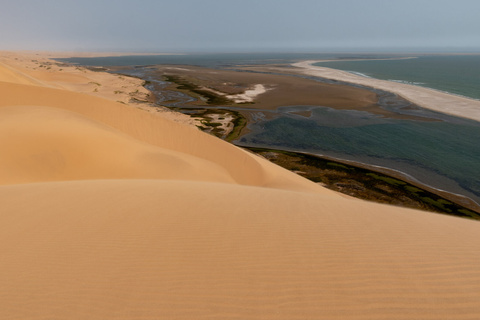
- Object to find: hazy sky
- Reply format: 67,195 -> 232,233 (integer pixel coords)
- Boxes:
2,0 -> 480,52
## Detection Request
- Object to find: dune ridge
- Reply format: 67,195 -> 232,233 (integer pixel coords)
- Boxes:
1,52 -> 480,319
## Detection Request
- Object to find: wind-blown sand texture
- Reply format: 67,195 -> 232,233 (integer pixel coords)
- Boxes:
1,52 -> 480,319
293,60 -> 480,122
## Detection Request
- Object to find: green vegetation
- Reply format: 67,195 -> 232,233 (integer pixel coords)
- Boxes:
225,110 -> 247,142
163,75 -> 231,105
366,173 -> 406,186
458,209 -> 479,219
404,185 -> 422,193
243,146 -> 480,220
327,162 -> 351,170
86,67 -> 108,72
169,107 -> 247,142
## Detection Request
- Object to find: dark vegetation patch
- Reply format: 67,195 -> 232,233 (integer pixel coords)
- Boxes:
245,147 -> 480,220
171,108 -> 247,141
163,75 -> 232,105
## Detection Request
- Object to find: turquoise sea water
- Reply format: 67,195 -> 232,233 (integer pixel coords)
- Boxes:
314,55 -> 480,100
58,53 -> 480,207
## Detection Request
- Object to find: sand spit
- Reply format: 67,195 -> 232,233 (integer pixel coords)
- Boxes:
1,52 -> 480,319
293,60 -> 480,122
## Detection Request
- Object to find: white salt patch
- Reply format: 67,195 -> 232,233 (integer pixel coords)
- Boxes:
227,84 -> 268,103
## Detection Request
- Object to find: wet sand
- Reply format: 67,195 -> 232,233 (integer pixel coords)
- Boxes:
144,64 -> 442,123
141,62 -> 480,213
151,65 -> 379,109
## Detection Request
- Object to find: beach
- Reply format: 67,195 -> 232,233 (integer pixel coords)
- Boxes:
1,51 -> 480,319
293,60 -> 480,122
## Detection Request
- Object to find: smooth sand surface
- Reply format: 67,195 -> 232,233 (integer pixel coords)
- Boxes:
1,52 -> 480,319
293,60 -> 480,122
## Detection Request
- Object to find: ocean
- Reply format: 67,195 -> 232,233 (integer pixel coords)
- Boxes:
57,53 -> 480,207
314,55 -> 480,100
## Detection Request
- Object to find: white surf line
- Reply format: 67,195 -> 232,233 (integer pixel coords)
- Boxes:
292,60 -> 480,123
311,56 -> 417,63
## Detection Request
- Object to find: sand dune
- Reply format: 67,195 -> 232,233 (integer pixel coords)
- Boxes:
1,52 -> 480,319
0,105 -> 235,184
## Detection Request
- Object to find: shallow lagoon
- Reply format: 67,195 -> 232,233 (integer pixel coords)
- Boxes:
237,105 -> 480,205
58,53 -> 480,207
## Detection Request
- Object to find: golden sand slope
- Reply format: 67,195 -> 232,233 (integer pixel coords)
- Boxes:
1,53 -> 480,319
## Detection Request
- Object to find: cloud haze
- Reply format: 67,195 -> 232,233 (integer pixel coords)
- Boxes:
1,0 -> 480,52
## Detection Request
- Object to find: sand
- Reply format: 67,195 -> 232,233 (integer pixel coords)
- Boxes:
153,64 -> 381,111
0,51 -> 197,126
226,84 -> 269,103
1,52 -> 480,319
293,60 -> 480,122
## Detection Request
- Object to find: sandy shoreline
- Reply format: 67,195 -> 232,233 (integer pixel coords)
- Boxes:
2,51 -> 480,319
147,62 -> 480,211
304,149 -> 480,211
293,60 -> 480,122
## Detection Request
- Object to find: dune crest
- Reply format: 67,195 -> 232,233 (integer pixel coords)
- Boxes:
1,52 -> 480,319
0,105 -> 235,184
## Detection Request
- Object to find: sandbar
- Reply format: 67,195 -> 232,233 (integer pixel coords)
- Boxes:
293,60 -> 480,122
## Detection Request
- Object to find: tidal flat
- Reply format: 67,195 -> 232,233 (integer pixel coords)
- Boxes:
101,62 -> 480,215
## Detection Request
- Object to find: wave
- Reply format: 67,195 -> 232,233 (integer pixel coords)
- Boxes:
389,79 -> 480,102
389,79 -> 425,85
347,71 -> 372,78
349,71 -> 479,102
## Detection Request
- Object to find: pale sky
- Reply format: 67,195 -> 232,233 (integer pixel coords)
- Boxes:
1,0 -> 480,52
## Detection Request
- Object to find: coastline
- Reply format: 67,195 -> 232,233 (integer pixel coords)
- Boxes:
239,142 -> 480,214
107,61 -> 480,213
2,51 -> 480,319
246,146 -> 480,217
311,56 -> 418,63
304,149 -> 480,213
25,52 -> 480,211
292,60 -> 480,122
